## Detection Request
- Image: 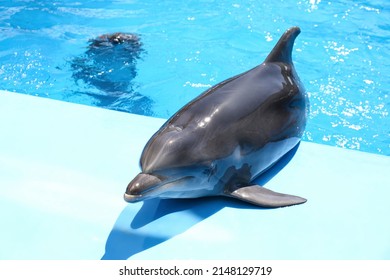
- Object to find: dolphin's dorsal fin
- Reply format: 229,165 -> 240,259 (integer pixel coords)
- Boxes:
264,26 -> 301,64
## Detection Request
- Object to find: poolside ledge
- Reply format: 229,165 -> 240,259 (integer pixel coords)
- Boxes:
0,90 -> 389,260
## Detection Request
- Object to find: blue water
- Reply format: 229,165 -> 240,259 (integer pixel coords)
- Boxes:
0,0 -> 388,155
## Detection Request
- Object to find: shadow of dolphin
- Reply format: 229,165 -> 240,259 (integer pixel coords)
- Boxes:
100,196 -> 255,260
101,144 -> 299,260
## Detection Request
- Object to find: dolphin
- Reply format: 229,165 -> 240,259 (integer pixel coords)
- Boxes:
124,26 -> 309,208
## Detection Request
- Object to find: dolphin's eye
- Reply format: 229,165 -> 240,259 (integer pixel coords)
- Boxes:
202,164 -> 216,177
202,168 -> 211,176
289,96 -> 305,109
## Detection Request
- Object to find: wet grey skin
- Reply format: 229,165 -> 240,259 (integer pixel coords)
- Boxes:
124,26 -> 309,208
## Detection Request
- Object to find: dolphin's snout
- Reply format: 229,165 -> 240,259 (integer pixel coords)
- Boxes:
124,173 -> 163,202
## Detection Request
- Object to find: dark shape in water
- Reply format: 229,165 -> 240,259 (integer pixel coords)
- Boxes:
89,33 -> 143,48
70,32 -> 152,115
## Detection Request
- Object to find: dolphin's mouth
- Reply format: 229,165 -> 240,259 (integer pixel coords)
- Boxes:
123,184 -> 159,203
124,174 -> 195,203
123,192 -> 142,202
124,172 -> 164,202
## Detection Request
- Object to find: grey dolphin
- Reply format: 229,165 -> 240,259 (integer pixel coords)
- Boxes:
124,26 -> 309,208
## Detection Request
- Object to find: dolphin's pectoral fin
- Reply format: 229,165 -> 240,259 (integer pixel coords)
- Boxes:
228,185 -> 307,208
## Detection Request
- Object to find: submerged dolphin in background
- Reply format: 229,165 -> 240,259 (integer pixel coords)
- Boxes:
124,26 -> 309,208
71,33 -> 143,93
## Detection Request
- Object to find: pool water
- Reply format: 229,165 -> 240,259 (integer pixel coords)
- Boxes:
0,0 -> 388,155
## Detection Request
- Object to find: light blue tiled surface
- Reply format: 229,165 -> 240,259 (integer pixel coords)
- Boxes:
1,90 -> 389,260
